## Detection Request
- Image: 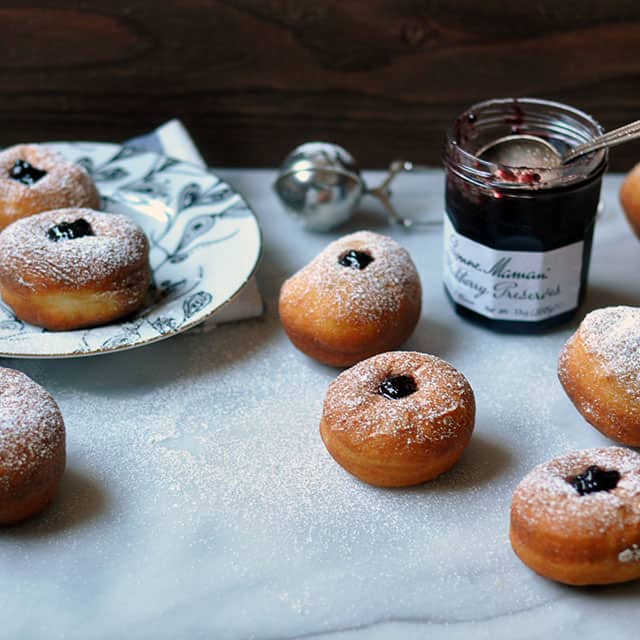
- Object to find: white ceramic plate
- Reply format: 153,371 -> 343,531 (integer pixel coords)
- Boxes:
0,142 -> 262,358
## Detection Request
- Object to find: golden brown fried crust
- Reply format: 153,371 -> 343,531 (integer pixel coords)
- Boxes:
280,291 -> 420,368
0,368 -> 66,525
0,271 -> 150,331
510,516 -> 640,586
559,329 -> 640,446
621,163 -> 640,239
0,451 -> 66,525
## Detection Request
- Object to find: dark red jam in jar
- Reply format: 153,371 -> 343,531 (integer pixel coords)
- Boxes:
443,98 -> 608,333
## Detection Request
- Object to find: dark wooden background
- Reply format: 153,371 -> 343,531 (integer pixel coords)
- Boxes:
2,1 -> 640,169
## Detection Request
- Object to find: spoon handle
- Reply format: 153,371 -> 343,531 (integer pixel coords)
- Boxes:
563,119 -> 640,164
584,121 -> 640,149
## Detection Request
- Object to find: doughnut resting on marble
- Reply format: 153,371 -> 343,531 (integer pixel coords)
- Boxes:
0,367 -> 66,524
320,351 -> 475,487
510,447 -> 640,585
279,231 -> 422,367
558,306 -> 640,445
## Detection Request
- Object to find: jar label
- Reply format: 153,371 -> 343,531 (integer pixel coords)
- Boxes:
443,215 -> 583,321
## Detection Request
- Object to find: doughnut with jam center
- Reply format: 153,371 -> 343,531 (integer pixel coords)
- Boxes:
0,144 -> 100,230
510,447 -> 640,585
279,231 -> 422,367
0,208 -> 151,330
320,351 -> 475,487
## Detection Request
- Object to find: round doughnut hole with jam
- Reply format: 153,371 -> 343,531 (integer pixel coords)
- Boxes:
379,374 -> 417,400
568,465 -> 621,495
338,249 -> 374,270
47,219 -> 95,242
10,159 -> 47,186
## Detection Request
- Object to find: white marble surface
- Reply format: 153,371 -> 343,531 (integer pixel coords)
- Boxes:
1,168 -> 639,639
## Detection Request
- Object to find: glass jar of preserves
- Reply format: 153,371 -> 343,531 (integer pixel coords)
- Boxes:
442,97 -> 607,333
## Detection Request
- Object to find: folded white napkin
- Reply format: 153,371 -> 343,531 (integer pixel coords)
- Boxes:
126,119 -> 263,327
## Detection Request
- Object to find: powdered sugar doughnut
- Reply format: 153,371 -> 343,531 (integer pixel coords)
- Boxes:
0,144 -> 100,230
558,306 -> 640,445
0,367 -> 66,524
0,208 -> 151,330
279,231 -> 422,367
510,447 -> 640,585
320,351 -> 475,487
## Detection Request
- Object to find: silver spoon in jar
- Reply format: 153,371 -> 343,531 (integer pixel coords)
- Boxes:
477,119 -> 640,167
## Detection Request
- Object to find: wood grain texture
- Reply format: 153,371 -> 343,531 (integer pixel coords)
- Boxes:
1,1 -> 640,169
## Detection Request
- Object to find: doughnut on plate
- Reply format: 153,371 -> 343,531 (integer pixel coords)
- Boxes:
0,142 -> 261,358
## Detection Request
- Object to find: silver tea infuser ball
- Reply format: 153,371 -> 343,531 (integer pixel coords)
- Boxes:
273,142 -> 434,232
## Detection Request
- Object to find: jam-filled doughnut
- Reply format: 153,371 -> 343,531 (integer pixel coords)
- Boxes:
279,231 -> 421,367
320,351 -> 475,487
558,306 -> 640,445
0,367 -> 66,524
0,208 -> 151,330
620,163 -> 640,239
0,144 -> 100,230
510,447 -> 640,585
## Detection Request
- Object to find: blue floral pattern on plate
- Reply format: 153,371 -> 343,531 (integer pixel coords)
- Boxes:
0,142 -> 262,358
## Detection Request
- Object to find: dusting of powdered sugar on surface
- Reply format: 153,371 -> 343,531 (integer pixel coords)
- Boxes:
0,298 -> 594,637
1,168 -> 639,638
0,322 -> 530,636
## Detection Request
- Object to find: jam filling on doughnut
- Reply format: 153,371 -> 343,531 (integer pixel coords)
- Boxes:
47,219 -> 95,242
9,159 -> 47,186
339,250 -> 374,270
379,375 -> 417,400
569,465 -> 621,495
